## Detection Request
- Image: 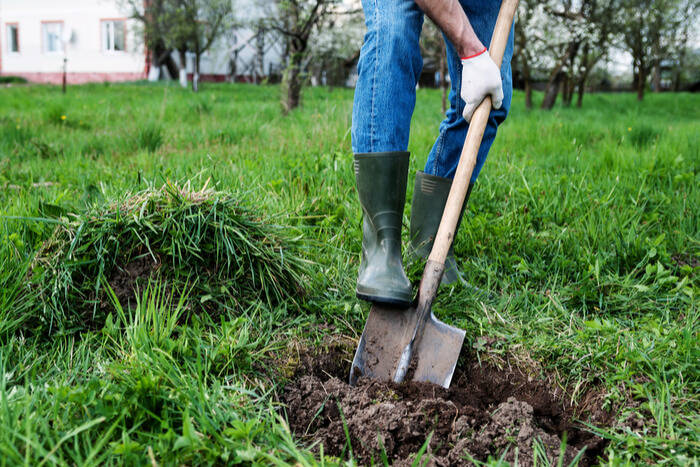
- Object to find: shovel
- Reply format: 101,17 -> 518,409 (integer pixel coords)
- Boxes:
349,0 -> 519,388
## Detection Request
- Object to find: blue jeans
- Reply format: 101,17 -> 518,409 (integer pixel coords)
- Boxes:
351,0 -> 514,182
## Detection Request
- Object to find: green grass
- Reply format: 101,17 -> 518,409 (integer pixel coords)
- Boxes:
0,82 -> 698,465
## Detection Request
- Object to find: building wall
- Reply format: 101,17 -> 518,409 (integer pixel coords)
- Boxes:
0,0 -> 146,83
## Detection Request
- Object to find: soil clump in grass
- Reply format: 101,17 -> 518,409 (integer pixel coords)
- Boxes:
283,343 -> 610,466
107,255 -> 162,310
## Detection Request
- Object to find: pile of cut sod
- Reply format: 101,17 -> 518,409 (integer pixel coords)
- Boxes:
26,181 -> 309,334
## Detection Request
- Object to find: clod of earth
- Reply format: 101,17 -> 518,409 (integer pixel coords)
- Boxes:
283,344 -> 611,466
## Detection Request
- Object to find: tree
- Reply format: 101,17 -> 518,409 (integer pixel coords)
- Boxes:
124,0 -> 179,80
306,8 -> 363,89
562,0 -> 620,107
528,0 -> 620,109
511,0 -> 585,110
538,1 -> 586,110
572,6 -> 613,106
668,0 -> 699,91
619,0 -> 688,100
160,2 -> 194,87
123,0 -> 232,89
261,0 -> 342,114
513,0 -> 538,109
174,0 -> 233,91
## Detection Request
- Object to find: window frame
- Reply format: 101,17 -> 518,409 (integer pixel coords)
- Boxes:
41,20 -> 64,54
6,23 -> 19,54
100,18 -> 127,53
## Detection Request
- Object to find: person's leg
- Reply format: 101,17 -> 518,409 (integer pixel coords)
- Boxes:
352,0 -> 425,153
411,0 -> 513,286
424,0 -> 514,180
351,0 -> 425,306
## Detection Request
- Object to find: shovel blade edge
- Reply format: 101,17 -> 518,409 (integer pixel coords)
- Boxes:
412,313 -> 466,388
349,305 -> 465,389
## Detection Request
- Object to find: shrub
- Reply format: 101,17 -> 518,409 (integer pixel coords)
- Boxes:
0,76 -> 28,84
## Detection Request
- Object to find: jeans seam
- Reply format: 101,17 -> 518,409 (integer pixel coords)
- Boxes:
432,130 -> 444,175
446,58 -> 467,177
369,0 -> 379,153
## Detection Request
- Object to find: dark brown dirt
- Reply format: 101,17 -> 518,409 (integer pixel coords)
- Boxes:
282,341 -> 611,466
671,253 -> 699,269
105,255 -> 161,309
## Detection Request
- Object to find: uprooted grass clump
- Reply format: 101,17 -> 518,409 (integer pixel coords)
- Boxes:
28,181 -> 310,334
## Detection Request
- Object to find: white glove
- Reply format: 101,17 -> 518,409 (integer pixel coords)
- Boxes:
460,48 -> 504,122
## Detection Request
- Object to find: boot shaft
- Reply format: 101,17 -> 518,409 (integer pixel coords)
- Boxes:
409,170 -> 473,260
354,152 -> 410,225
353,152 -> 412,306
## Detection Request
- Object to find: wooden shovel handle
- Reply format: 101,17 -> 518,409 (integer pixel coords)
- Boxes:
428,0 -> 519,264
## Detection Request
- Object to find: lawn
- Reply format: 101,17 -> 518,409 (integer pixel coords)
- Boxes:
0,82 -> 698,465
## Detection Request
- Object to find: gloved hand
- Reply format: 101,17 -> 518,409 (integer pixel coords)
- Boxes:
460,48 -> 503,122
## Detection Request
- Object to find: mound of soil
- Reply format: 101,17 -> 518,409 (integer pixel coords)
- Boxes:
282,342 -> 611,466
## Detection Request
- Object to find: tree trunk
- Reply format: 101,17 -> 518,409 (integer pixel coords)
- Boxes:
524,79 -> 532,109
178,49 -> 188,88
637,69 -> 646,101
541,71 -> 566,110
520,52 -> 532,109
576,75 -> 586,108
522,57 -> 532,109
576,79 -> 584,107
673,28 -> 690,92
652,61 -> 662,92
541,42 -> 579,110
148,43 -> 169,81
228,49 -> 238,83
562,75 -> 573,107
62,57 -> 68,94
282,49 -> 303,114
255,25 -> 265,84
439,41 -> 447,114
672,69 -> 682,92
192,53 -> 200,92
633,54 -> 647,101
163,54 -> 178,80
672,62 -> 682,92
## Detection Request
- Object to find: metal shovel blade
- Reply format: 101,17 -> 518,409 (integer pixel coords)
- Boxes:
349,302 -> 465,388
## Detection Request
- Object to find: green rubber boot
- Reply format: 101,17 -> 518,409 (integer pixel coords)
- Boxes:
354,152 -> 413,306
409,171 -> 474,285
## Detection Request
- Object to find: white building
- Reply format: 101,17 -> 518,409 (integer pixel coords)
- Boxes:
0,0 -> 148,83
0,0 -> 287,85
0,0 -> 366,86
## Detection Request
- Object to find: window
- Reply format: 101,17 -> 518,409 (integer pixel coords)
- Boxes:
102,20 -> 125,52
42,22 -> 63,53
6,24 -> 19,53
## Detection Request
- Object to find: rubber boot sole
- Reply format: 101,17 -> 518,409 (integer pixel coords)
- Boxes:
356,286 -> 412,307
